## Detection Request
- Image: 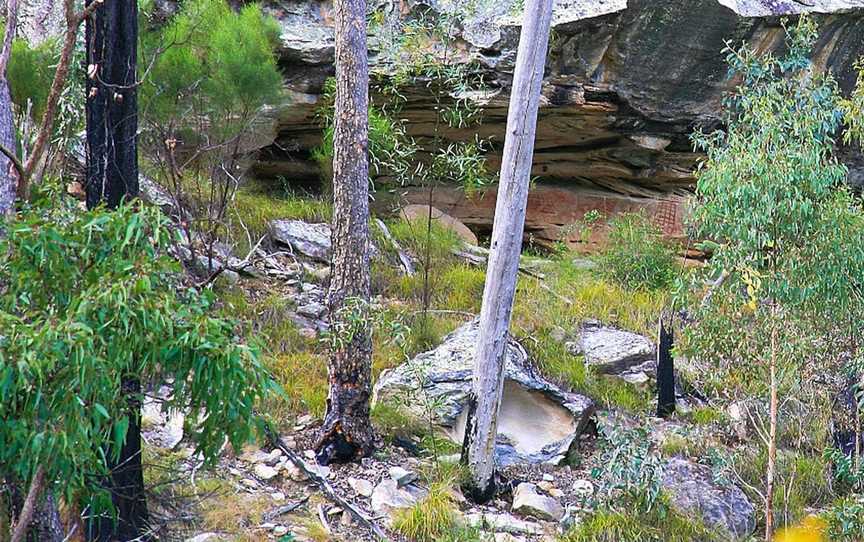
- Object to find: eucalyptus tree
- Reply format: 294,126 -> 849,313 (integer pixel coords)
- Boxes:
313,0 -> 375,465
688,16 -> 864,539
461,0 -> 553,501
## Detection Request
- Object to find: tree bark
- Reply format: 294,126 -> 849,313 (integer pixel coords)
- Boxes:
84,0 -> 138,208
460,0 -> 553,503
656,315 -> 676,418
313,0 -> 374,465
84,1 -> 147,540
0,0 -> 20,217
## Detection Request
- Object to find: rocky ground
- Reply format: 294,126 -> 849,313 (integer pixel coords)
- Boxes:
136,205 -> 759,542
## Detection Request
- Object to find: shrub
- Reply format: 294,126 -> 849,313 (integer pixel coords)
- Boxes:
0,195 -> 275,514
600,212 -> 677,290
824,497 -> 864,542
7,37 -> 56,118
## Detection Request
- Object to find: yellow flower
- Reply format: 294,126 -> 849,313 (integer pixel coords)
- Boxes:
774,515 -> 827,542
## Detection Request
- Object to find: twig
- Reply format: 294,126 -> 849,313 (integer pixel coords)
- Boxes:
10,465 -> 46,542
700,269 -> 730,309
317,503 -> 332,534
374,218 -> 415,275
263,497 -> 308,522
263,425 -> 391,541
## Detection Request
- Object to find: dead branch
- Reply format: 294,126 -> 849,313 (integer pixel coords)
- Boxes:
374,218 -> 415,275
263,426 -> 391,541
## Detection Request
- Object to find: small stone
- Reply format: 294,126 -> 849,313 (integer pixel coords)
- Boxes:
512,482 -> 565,521
254,464 -> 279,481
260,522 -> 276,530
228,468 -> 242,476
572,480 -> 594,497
240,478 -> 257,488
271,492 -> 286,502
218,269 -> 240,285
464,512 -> 544,535
537,481 -> 564,498
185,534 -> 223,542
388,466 -> 418,487
542,473 -> 554,482
297,302 -> 327,319
370,479 -> 426,518
495,534 -> 525,542
264,448 -> 283,465
285,463 -> 308,482
272,525 -> 288,536
303,449 -> 316,460
348,477 -> 375,497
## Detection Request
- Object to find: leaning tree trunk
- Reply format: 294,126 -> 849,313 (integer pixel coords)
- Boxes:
84,0 -> 147,540
313,0 -> 374,465
460,0 -> 553,503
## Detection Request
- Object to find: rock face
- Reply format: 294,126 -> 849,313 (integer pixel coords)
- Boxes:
400,204 -> 479,245
567,320 -> 655,375
661,458 -> 756,540
255,0 -> 864,247
373,319 -> 595,465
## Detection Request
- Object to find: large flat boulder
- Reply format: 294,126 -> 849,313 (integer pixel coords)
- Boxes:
268,219 -> 332,262
567,320 -> 655,374
661,458 -> 756,540
373,319 -> 595,466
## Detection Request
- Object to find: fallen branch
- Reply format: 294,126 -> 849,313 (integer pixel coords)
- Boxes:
263,425 -> 391,541
374,218 -> 415,276
453,243 -> 573,305
263,497 -> 308,522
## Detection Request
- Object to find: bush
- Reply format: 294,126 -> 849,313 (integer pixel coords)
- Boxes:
824,497 -> 864,542
0,195 -> 275,513
7,37 -> 56,118
600,212 -> 677,290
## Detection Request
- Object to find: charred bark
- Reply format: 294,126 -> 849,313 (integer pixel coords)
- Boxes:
84,1 -> 147,540
313,0 -> 374,465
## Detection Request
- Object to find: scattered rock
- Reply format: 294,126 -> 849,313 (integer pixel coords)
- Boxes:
388,466 -> 418,487
370,479 -> 426,518
571,479 -> 594,498
297,301 -> 327,319
374,319 -> 594,466
184,533 -> 224,542
536,481 -> 564,498
348,477 -> 374,498
400,204 -> 479,245
661,458 -> 756,540
511,482 -> 565,522
141,392 -> 184,449
567,320 -> 655,374
269,219 -> 332,262
465,512 -> 545,536
254,464 -> 279,481
272,525 -> 289,536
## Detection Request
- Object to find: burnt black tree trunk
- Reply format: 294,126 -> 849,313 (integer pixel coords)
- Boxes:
84,0 -> 147,540
85,0 -> 138,209
313,0 -> 375,465
656,316 -> 676,418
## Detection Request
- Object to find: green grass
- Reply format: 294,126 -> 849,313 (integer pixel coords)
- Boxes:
561,506 -> 723,542
229,179 -> 331,252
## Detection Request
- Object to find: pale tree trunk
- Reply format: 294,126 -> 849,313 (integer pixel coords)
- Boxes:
461,0 -> 553,502
313,0 -> 374,465
765,309 -> 778,540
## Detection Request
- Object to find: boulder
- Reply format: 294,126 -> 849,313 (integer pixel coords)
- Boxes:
399,204 -> 479,245
373,319 -> 595,466
567,320 -> 655,375
370,479 -> 427,519
511,482 -> 565,521
348,477 -> 374,498
661,458 -> 756,540
464,512 -> 545,536
268,219 -> 332,262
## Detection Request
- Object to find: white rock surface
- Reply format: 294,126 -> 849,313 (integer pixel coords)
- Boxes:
511,483 -> 565,522
568,320 -> 655,374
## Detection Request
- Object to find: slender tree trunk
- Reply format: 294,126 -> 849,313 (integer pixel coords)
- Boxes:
0,80 -> 16,217
765,309 -> 778,540
84,1 -> 146,540
460,0 -> 553,503
313,0 -> 374,465
0,0 -> 20,217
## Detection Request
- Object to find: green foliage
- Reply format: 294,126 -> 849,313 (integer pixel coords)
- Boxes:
392,481 -> 460,542
600,212 -> 677,291
824,497 -> 864,542
7,37 -> 56,118
590,423 -> 665,515
0,197 -> 274,511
